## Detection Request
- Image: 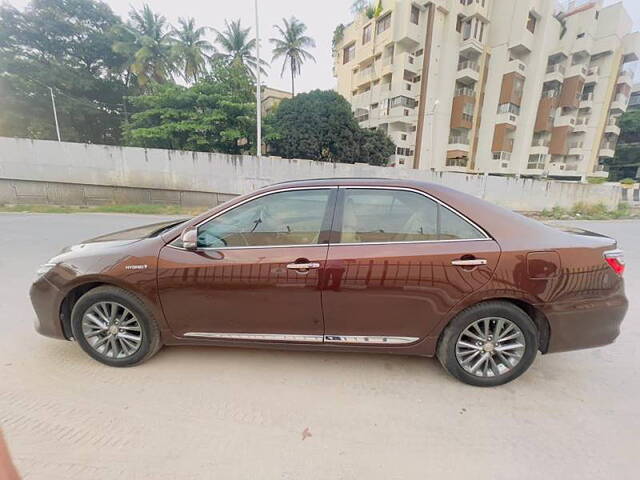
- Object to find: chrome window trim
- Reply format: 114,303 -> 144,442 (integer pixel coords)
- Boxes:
168,184 -> 492,251
183,332 -> 419,345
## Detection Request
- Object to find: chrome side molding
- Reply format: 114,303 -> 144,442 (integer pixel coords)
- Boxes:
184,332 -> 419,345
184,332 -> 324,342
324,335 -> 419,345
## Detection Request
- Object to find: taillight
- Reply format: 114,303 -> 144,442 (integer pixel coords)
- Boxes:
604,249 -> 625,276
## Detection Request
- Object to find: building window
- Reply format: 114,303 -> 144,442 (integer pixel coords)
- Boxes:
410,5 -> 420,25
456,15 -> 464,33
362,24 -> 372,44
527,13 -> 537,33
406,84 -> 412,91
343,43 -> 355,64
376,13 -> 392,35
371,103 -> 379,109
497,103 -> 521,115
401,134 -> 407,140
390,95 -> 417,109
396,147 -> 415,156
527,154 -> 546,169
414,48 -> 423,57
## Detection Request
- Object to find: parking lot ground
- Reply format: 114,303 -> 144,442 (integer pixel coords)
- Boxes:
1,213 -> 639,479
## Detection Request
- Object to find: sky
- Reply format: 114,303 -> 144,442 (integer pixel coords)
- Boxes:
7,0 -> 640,93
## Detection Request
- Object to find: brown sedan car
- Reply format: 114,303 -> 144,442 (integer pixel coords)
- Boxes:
30,178 -> 628,386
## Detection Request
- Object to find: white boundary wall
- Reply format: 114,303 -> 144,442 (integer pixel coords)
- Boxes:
0,137 -> 622,211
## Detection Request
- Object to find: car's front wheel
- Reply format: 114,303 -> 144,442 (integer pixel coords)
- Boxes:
437,301 -> 538,387
71,286 -> 162,367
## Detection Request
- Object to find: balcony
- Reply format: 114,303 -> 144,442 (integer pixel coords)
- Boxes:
445,157 -> 470,173
610,94 -> 629,113
605,117 -> 621,136
599,142 -> 616,158
491,151 -> 512,170
454,87 -> 476,98
545,63 -> 566,83
460,0 -> 489,21
568,141 -> 584,156
355,65 -> 376,86
457,60 -> 480,83
554,112 -> 577,128
509,28 -> 534,55
585,66 -> 599,83
574,117 -> 589,133
592,163 -> 610,178
567,63 -> 588,79
448,135 -> 471,154
548,161 -> 580,176
618,70 -> 634,86
506,59 -> 526,75
579,92 -> 594,109
573,34 -> 593,56
460,36 -> 484,55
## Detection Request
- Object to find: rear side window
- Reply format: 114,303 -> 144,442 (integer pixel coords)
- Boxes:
337,189 -> 485,244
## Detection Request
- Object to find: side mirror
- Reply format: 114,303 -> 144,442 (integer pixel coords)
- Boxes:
181,227 -> 198,250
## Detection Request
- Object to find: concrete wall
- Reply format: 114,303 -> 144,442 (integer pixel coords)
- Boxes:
0,136 -> 622,211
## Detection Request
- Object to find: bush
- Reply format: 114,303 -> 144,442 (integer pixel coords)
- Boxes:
586,177 -> 607,184
620,178 -> 636,185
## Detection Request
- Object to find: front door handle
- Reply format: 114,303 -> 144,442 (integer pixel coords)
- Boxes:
451,259 -> 487,266
286,262 -> 321,270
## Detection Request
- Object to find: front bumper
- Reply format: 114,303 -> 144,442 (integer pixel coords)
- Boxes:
30,277 -> 66,340
543,290 -> 628,353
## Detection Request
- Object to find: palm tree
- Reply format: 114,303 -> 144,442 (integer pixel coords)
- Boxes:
270,17 -> 316,96
113,4 -> 174,88
213,19 -> 267,79
171,18 -> 215,84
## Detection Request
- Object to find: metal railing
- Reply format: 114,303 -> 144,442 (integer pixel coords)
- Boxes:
458,61 -> 480,72
454,87 -> 476,97
546,63 -> 566,75
449,135 -> 470,145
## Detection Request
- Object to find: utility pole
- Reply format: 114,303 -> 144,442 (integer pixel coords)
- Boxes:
48,87 -> 61,142
254,0 -> 262,159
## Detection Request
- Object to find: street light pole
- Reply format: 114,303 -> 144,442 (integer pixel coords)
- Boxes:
254,0 -> 262,159
48,87 -> 61,142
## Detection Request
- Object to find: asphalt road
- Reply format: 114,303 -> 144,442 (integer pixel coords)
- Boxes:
1,213 -> 639,479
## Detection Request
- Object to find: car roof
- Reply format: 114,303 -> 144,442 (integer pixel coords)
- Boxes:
266,177 -> 438,189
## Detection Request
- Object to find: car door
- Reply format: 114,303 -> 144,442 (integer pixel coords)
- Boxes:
321,187 -> 501,345
157,187 -> 336,341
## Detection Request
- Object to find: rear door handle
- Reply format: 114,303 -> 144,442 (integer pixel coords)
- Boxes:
451,259 -> 487,266
287,262 -> 321,270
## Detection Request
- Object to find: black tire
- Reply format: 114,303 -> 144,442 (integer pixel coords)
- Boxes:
437,301 -> 538,387
71,285 -> 162,367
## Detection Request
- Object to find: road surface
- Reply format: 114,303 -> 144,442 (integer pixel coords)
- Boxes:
1,213 -> 638,479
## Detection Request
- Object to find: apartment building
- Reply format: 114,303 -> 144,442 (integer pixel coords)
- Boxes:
333,0 -> 640,180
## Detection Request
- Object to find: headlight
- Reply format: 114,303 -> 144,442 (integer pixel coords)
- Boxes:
35,263 -> 57,279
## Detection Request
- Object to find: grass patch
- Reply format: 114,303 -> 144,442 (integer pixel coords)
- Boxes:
538,202 -> 638,220
0,204 -> 208,216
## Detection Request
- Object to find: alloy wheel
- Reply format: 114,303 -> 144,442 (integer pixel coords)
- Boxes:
81,301 -> 143,359
455,317 -> 526,378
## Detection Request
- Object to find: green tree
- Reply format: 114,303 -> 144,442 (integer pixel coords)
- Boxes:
113,4 -> 174,88
608,110 -> 640,180
265,90 -> 395,165
124,61 -> 256,154
270,17 -> 316,96
213,19 -> 267,79
171,17 -> 214,84
0,0 -> 130,143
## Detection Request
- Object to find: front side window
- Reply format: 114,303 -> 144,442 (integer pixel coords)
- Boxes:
338,189 -> 485,244
410,5 -> 420,25
197,189 -> 331,248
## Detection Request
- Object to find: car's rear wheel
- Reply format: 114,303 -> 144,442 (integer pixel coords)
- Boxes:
71,286 -> 162,367
437,301 -> 538,387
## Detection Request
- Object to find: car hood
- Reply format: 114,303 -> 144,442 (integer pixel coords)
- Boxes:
57,219 -> 188,255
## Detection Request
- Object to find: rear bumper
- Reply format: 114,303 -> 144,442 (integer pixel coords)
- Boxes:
543,291 -> 628,353
30,277 -> 66,340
